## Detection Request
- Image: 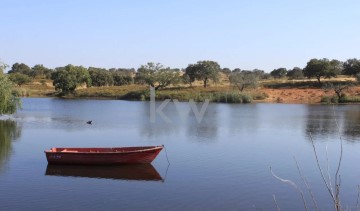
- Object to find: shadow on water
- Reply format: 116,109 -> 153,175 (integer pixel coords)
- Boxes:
0,119 -> 22,172
45,164 -> 163,181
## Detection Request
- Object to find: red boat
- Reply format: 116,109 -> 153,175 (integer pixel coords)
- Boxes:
45,146 -> 163,165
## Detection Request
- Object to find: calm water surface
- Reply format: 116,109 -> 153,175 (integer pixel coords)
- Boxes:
1,98 -> 360,210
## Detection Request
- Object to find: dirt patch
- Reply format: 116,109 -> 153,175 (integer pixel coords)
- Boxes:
258,86 -> 360,104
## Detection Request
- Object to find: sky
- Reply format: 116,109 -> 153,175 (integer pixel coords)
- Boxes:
1,0 -> 360,72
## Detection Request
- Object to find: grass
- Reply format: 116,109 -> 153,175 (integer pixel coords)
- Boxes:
321,95 -> 360,104
118,86 -> 259,103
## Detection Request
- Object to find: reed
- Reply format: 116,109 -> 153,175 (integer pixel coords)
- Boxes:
271,106 -> 344,211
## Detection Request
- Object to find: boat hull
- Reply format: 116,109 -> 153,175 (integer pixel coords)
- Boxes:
45,146 -> 163,165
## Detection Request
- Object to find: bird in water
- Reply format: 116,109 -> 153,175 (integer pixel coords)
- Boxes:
86,120 -> 92,125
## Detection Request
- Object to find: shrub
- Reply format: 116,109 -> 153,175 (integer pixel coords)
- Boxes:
211,92 -> 252,103
356,73 -> 360,82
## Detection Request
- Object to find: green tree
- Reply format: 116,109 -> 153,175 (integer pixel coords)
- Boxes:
185,61 -> 220,88
135,63 -> 180,90
303,58 -> 335,84
72,65 -> 91,87
229,71 -> 258,92
221,68 -> 232,78
30,64 -> 52,79
8,73 -> 32,86
111,71 -> 133,86
329,59 -> 343,76
287,67 -> 304,80
356,73 -> 360,82
8,63 -> 31,76
88,67 -> 114,86
0,74 -> 20,115
51,64 -> 91,94
184,64 -> 197,86
270,68 -> 288,79
343,58 -> 360,76
51,69 -> 77,94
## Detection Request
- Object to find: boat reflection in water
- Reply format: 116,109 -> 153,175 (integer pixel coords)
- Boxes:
45,164 -> 163,182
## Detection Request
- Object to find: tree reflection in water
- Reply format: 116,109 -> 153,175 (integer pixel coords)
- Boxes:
305,106 -> 360,142
342,108 -> 360,141
0,119 -> 21,172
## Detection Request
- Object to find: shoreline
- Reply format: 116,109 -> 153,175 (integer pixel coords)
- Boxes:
20,94 -> 360,105
18,79 -> 360,104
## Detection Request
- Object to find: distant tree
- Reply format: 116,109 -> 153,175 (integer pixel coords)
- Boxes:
250,69 -> 271,80
329,59 -> 343,76
184,64 -> 197,86
182,74 -> 193,86
135,63 -> 181,90
51,64 -> 91,94
72,65 -> 91,87
287,67 -> 304,80
343,58 -> 360,76
88,67 -> 113,86
30,64 -> 52,79
232,68 -> 241,72
110,68 -> 136,75
229,71 -> 258,92
303,58 -> 336,84
221,68 -> 232,78
8,63 -> 31,76
270,68 -> 288,79
356,73 -> 360,82
0,61 -> 20,114
111,71 -> 133,86
8,73 -> 31,86
185,61 -> 220,88
51,70 -> 77,94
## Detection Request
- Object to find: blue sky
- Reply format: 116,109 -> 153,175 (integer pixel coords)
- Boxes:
1,0 -> 359,72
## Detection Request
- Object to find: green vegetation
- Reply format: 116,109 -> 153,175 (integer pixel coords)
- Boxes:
321,95 -> 360,104
287,67 -> 304,80
0,62 -> 21,115
184,61 -> 220,88
270,68 -> 287,79
303,58 -> 342,84
3,57 -> 360,104
51,65 -> 91,95
343,58 -> 360,76
135,63 -> 180,90
229,71 -> 258,92
8,73 -> 32,86
120,88 -> 254,103
8,63 -> 31,75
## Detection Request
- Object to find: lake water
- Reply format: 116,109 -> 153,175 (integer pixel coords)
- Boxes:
0,98 -> 360,210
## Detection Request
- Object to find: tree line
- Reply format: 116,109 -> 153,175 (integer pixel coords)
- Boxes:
3,58 -> 360,95
270,58 -> 360,84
